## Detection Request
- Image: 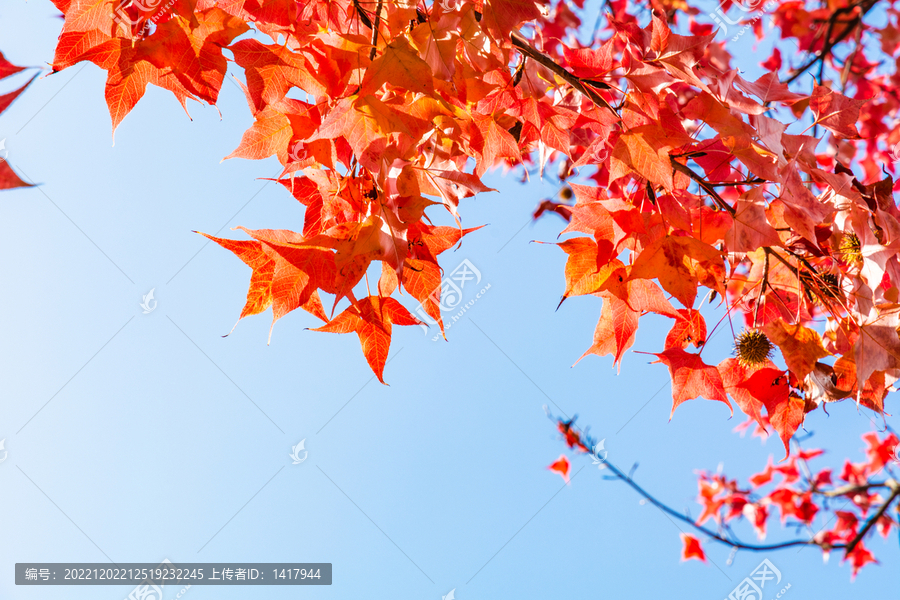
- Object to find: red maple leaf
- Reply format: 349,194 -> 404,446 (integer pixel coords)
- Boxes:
548,455 -> 571,484
679,534 -> 706,562
651,349 -> 731,417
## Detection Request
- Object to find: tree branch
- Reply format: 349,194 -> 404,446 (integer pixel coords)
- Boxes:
551,415 -> 900,559
813,481 -> 895,498
669,157 -> 736,216
599,455 -> 819,551
509,31 -> 618,117
368,0 -> 383,61
709,178 -> 766,187
844,480 -> 900,554
783,0 -> 878,85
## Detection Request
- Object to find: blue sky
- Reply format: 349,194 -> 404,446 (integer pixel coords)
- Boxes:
0,2 -> 897,600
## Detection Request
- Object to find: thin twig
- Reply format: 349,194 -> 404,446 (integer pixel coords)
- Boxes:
552,415 -> 897,557
669,158 -> 736,216
601,455 -> 818,551
813,482 -> 894,498
709,178 -> 766,187
783,0 -> 876,85
844,481 -> 900,554
753,250 -> 770,329
509,31 -> 618,117
368,0 -> 383,61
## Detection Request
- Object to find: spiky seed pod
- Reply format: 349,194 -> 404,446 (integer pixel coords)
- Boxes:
839,233 -> 862,264
734,330 -> 774,367
559,186 -> 573,201
818,272 -> 842,300
800,271 -> 842,304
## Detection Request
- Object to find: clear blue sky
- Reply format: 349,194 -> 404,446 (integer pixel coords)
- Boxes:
0,3 -> 896,599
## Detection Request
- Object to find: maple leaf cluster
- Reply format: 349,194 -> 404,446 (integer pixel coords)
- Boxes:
526,2 -> 900,455
551,415 -> 900,579
690,429 -> 900,579
46,0 -> 900,442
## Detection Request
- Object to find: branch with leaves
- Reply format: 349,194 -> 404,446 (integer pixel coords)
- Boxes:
14,0 -> 900,578
549,414 -> 900,579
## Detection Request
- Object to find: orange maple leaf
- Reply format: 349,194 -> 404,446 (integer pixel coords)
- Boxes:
52,1 -> 248,134
310,295 -> 423,384
630,235 -> 726,309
